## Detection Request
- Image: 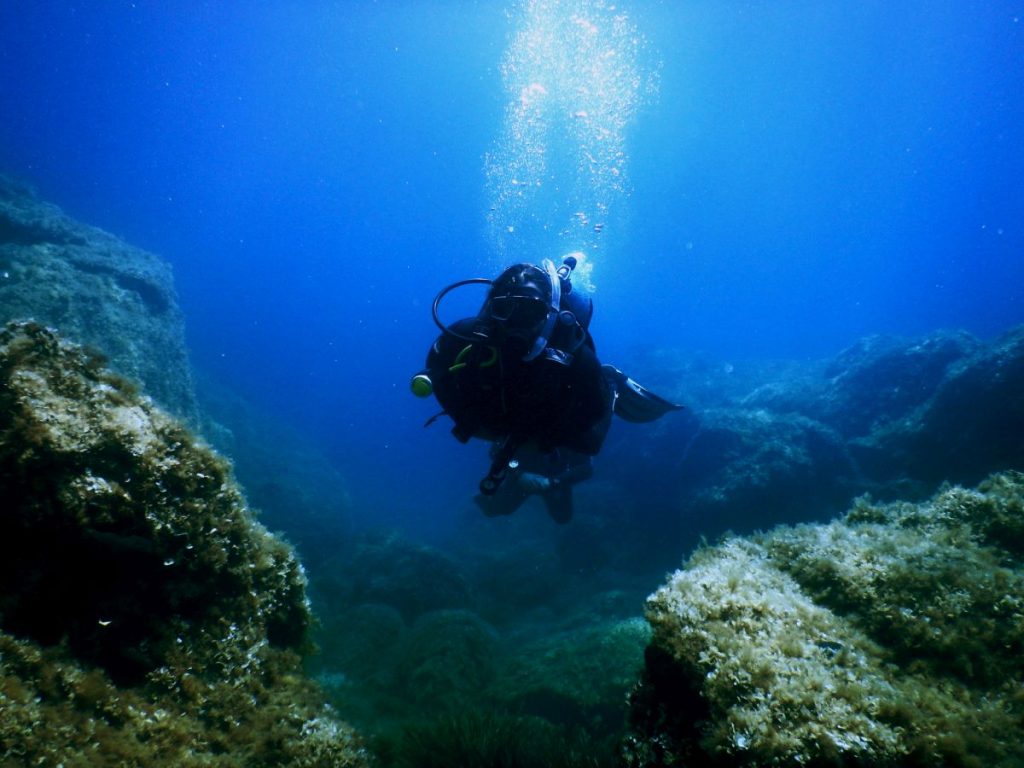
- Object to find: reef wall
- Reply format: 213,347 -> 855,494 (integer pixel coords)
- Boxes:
0,174 -> 196,421
0,321 -> 367,766
626,472 -> 1024,767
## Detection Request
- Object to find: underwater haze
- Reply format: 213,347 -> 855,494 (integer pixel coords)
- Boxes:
2,1 -> 1022,528
4,2 -> 1024,764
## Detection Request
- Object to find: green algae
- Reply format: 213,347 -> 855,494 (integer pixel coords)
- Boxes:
0,321 -> 368,766
631,472 -> 1024,767
375,709 -> 615,768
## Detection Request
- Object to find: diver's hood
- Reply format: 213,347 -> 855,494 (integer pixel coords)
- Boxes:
432,256 -> 590,365
479,260 -> 561,361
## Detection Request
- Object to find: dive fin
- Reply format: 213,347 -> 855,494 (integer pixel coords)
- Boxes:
602,364 -> 684,423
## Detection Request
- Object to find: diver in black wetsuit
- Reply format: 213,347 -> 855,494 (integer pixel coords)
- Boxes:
412,255 -> 682,523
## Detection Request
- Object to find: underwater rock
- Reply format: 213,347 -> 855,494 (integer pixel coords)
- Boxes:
468,543 -> 567,620
316,603 -> 406,688
677,407 -> 858,529
615,326 -> 1022,545
626,472 -> 1024,767
0,321 -> 368,766
491,617 -> 650,734
855,324 -> 1024,492
0,174 -> 196,421
744,330 -> 980,440
815,330 -> 980,438
343,533 -> 475,622
395,609 -> 499,711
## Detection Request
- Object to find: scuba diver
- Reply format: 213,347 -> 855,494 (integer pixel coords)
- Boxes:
412,255 -> 682,523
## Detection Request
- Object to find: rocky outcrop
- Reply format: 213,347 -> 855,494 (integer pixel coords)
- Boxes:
340,533 -> 476,622
0,321 -> 367,766
854,325 -> 1024,491
743,331 -> 982,440
490,617 -> 650,733
0,175 -> 196,421
626,472 -> 1024,767
622,326 -> 1024,540
675,408 -> 858,530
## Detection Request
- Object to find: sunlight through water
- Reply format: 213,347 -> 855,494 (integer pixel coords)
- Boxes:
485,0 -> 658,277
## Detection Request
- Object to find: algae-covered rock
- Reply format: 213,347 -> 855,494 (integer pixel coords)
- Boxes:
492,617 -> 650,733
750,330 -> 982,440
628,473 -> 1024,767
344,533 -> 476,622
677,408 -> 857,529
0,321 -> 368,766
317,603 -> 407,687
614,325 -> 1024,553
396,609 -> 499,710
857,325 -> 1024,489
0,175 -> 196,421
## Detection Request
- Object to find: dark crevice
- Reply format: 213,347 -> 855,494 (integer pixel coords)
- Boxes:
73,261 -> 171,315
0,211 -> 82,247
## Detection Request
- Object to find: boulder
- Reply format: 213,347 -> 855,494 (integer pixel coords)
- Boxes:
856,325 -> 1024,491
0,321 -> 367,766
676,407 -> 858,532
627,472 -> 1024,767
342,533 -> 475,622
491,617 -> 650,733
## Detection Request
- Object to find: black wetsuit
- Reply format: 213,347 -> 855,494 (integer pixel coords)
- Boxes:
426,318 -> 613,457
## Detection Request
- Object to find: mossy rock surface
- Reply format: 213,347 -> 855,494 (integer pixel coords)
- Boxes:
396,609 -> 500,710
630,472 -> 1024,768
492,618 -> 650,733
0,321 -> 368,766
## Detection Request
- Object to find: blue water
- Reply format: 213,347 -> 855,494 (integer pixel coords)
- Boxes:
2,1 -> 1023,537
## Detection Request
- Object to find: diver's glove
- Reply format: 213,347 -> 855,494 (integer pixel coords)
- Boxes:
518,473 -> 554,494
